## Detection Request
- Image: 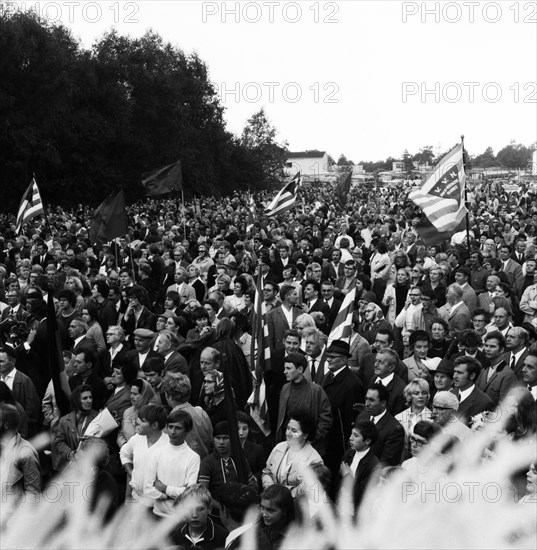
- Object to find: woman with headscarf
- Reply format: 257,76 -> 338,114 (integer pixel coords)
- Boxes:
358,302 -> 392,346
117,378 -> 156,447
201,370 -> 227,428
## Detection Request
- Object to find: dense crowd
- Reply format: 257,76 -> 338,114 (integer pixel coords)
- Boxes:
0,178 -> 536,549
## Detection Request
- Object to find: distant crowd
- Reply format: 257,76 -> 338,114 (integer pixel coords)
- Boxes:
0,178 -> 536,548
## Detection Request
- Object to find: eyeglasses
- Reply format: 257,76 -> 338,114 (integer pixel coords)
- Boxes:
409,294 -> 421,297
410,436 -> 426,446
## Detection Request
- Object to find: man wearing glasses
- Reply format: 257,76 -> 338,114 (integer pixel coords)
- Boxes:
430,391 -> 471,443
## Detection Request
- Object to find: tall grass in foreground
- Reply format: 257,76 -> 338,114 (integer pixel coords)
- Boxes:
1,398 -> 536,549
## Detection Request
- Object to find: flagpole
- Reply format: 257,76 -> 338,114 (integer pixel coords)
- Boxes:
461,135 -> 472,259
181,189 -> 186,237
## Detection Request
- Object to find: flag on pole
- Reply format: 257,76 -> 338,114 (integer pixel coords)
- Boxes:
47,291 -> 71,417
265,172 -> 300,217
141,160 -> 182,196
335,170 -> 352,204
89,189 -> 128,245
247,271 -> 272,436
327,286 -> 356,346
16,178 -> 44,233
408,143 -> 467,245
246,195 -> 256,233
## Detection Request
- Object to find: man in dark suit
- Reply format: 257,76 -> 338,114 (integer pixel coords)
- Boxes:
320,280 -> 342,333
360,328 -> 409,384
0,347 -> 41,435
31,240 -> 54,269
69,348 -> 109,411
451,356 -> 494,426
322,340 -> 365,489
498,244 -> 523,288
477,331 -> 517,407
266,284 -> 301,350
367,348 -> 406,416
504,326 -> 529,380
449,328 -> 490,371
270,242 -> 291,283
322,249 -> 345,282
521,353 -> 537,401
303,279 -> 330,332
0,290 -> 31,328
357,383 -> 405,466
155,330 -> 189,375
125,328 -> 162,371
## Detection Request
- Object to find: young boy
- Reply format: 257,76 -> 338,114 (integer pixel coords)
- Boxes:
120,404 -> 169,506
171,484 -> 228,550
339,419 -> 381,512
145,409 -> 200,518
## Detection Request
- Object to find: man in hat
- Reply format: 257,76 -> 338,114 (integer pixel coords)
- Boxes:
275,352 -> 332,456
126,328 -> 162,371
322,339 -> 365,489
431,391 -> 472,443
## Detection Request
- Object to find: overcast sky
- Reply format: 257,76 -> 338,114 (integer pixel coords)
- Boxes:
20,0 -> 537,162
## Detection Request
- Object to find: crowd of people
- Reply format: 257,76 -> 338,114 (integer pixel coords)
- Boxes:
0,177 -> 536,548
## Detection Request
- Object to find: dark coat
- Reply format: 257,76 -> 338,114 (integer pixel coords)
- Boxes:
341,447 -> 381,509
357,411 -> 405,466
11,370 -> 41,433
266,306 -> 302,350
98,344 -> 130,378
69,371 -> 109,411
53,410 -> 99,470
451,387 -> 494,426
125,349 -> 163,372
323,367 -> 365,473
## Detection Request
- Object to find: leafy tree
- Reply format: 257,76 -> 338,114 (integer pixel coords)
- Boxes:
412,146 -> 434,166
472,146 -> 496,168
337,154 -> 354,167
496,141 -> 533,169
241,108 -> 287,188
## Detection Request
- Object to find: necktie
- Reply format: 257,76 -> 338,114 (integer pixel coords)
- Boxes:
325,372 -> 334,384
311,359 -> 316,380
510,355 -> 516,371
375,377 -> 382,384
457,392 -> 461,402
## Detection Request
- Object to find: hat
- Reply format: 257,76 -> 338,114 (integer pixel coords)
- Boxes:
326,339 -> 351,357
213,421 -> 230,437
133,328 -> 155,339
227,260 -> 238,270
433,359 -> 454,377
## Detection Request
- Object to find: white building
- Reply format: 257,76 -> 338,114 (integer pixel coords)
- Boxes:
285,151 -> 330,178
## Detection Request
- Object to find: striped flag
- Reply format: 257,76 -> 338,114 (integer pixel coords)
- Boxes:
408,143 -> 467,244
265,172 -> 300,217
16,178 -> 44,234
247,270 -> 271,436
327,285 -> 356,346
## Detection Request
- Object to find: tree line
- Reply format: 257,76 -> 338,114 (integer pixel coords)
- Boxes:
0,11 -> 286,210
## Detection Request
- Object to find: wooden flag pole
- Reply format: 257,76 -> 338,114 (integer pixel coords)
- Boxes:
461,135 -> 472,259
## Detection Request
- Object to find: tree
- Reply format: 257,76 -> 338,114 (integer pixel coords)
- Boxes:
472,146 -> 496,168
241,108 -> 287,188
412,146 -> 434,166
337,154 -> 354,167
496,141 -> 533,170
402,150 -> 414,174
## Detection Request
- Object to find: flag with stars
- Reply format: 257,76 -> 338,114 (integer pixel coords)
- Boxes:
408,143 -> 467,244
